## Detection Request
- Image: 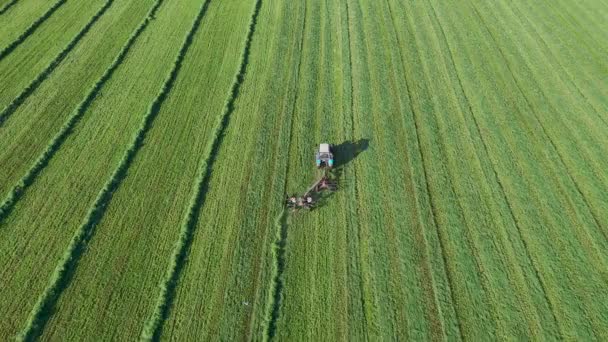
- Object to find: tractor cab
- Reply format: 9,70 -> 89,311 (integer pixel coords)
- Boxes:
315,143 -> 334,168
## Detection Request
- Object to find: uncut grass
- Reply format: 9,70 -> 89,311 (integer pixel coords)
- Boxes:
0,0 -> 107,110
0,0 -> 57,49
0,0 -> 155,199
160,0 -> 302,339
39,0 -> 256,340
366,0 -> 465,338
431,0 -> 608,338
0,0 -> 198,336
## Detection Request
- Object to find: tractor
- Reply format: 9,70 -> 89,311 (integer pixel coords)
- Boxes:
315,143 -> 334,169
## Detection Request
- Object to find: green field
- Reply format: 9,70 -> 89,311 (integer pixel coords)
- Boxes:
0,0 -> 607,340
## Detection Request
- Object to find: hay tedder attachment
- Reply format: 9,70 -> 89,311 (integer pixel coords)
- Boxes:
285,143 -> 338,211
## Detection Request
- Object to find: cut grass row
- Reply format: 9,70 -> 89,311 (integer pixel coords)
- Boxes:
0,0 -> 164,228
0,0 -> 65,55
263,0 -> 308,339
22,0 -> 213,338
159,0 -> 307,339
0,0 -> 156,203
0,0 -> 202,336
0,0 -> 19,16
0,0 -> 114,126
0,0 -> 106,111
37,0 -> 261,340
142,0 -> 261,339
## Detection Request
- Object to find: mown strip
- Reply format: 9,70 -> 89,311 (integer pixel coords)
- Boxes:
16,0 -> 208,339
0,0 -> 114,126
0,0 -> 165,226
0,0 -> 19,16
140,1 -> 262,339
0,0 -> 66,61
263,2 -> 306,339
342,0 -> 370,338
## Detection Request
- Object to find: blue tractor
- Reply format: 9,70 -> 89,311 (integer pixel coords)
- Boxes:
315,143 -> 334,168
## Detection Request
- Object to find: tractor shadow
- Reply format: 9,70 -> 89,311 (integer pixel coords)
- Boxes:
312,138 -> 369,210
332,138 -> 370,169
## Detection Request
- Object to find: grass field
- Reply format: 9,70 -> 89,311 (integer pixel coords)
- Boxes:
0,0 -> 606,340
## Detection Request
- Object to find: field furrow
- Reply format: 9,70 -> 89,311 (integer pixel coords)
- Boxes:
0,0 -> 158,199
430,0 -> 608,338
22,0 -> 213,339
0,0 -> 204,337
0,0 -> 65,55
0,0 -> 165,227
0,0 -> 107,111
0,0 -> 113,126
160,0 -> 307,340
0,0 -> 19,16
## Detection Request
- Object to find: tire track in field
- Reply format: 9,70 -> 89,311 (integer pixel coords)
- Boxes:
368,2 -> 414,337
140,0 -> 261,340
540,1 -> 607,65
469,2 -> 606,336
507,2 -> 607,128
0,0 -> 114,127
425,1 -> 563,337
0,0 -> 66,61
265,2 -> 307,339
385,1 -> 464,339
0,0 -> 19,16
15,0 -> 206,338
468,1 -> 607,241
0,0 -> 164,226
384,1 -> 457,339
551,0 -> 608,53
343,0 -> 369,338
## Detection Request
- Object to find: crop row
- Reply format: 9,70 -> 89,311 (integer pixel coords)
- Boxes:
0,0 -> 66,60
419,0 -> 607,338
32,0 -> 262,340
0,0 -> 201,337
16,0 -> 206,339
0,0 -> 114,125
153,0 -> 307,339
0,0 -> 156,201
0,0 -> 19,16
141,0 -> 262,339
14,0 -> 208,339
0,0 -> 164,226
